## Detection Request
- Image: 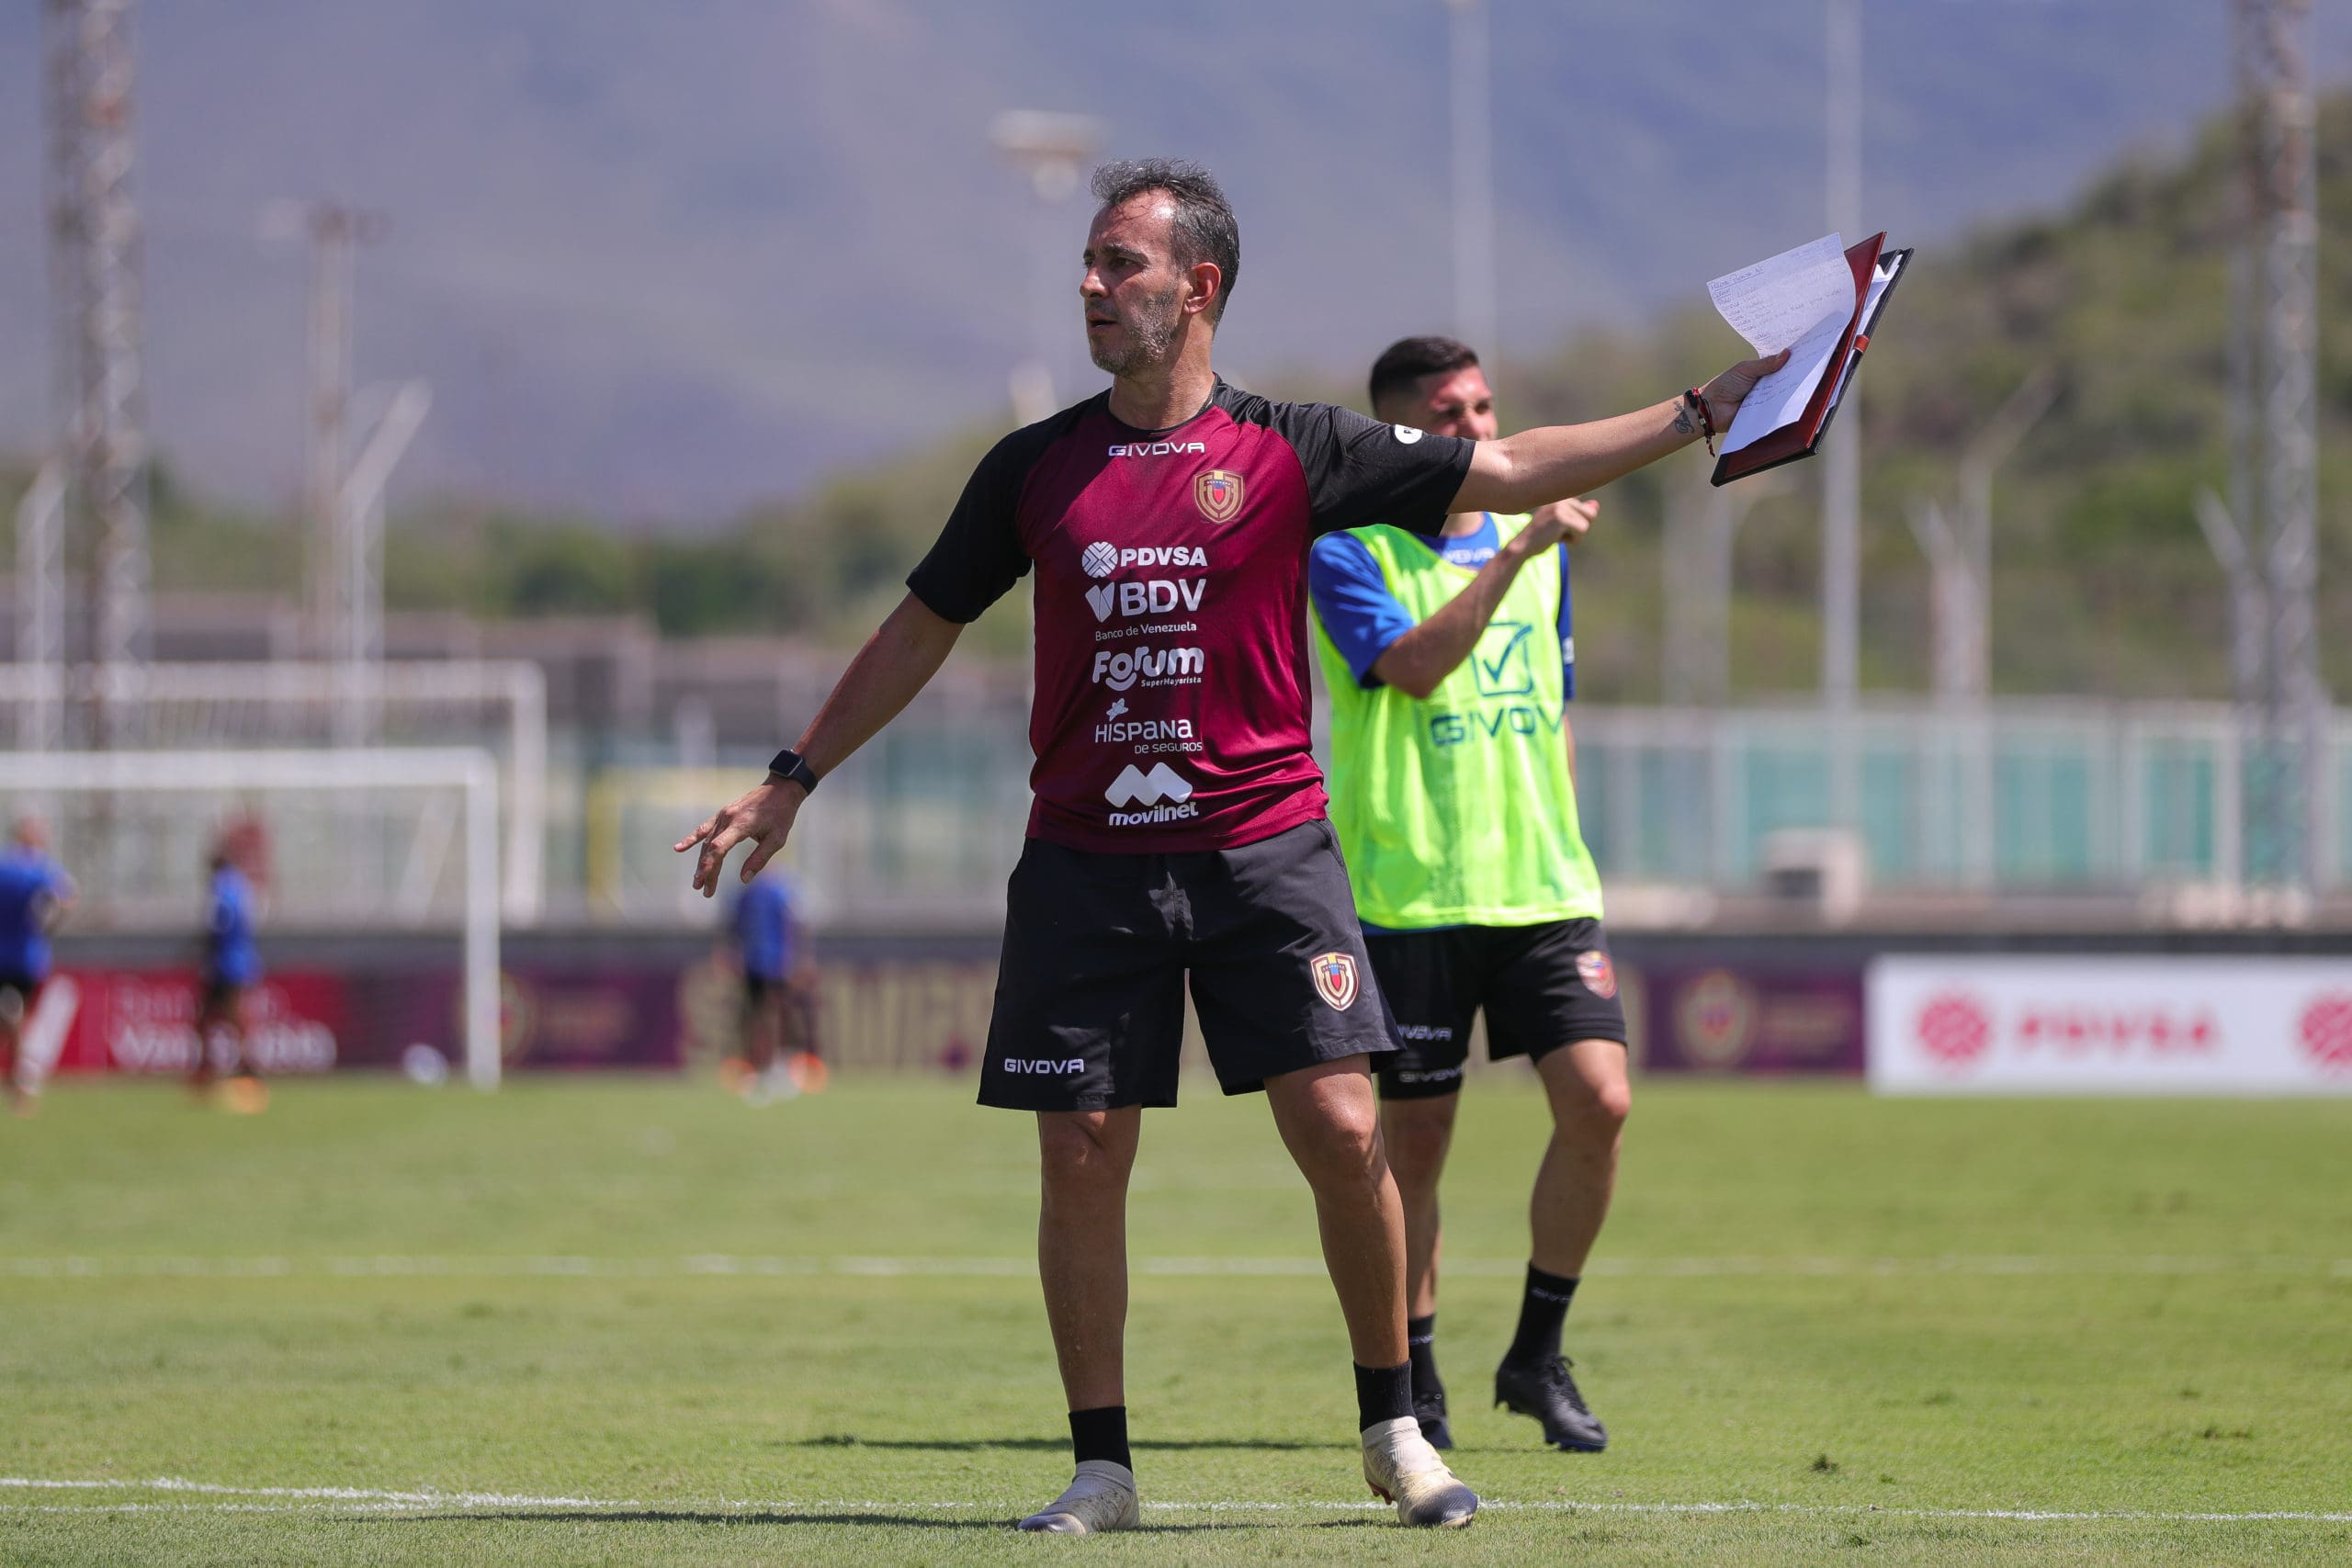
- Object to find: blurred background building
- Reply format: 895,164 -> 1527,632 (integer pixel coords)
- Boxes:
1,1 -> 2348,1083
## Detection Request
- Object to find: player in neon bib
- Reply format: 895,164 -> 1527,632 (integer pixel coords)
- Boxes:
1310,336 -> 1625,1454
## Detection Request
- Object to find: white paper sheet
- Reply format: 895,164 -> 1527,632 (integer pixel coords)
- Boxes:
1705,233 -> 1852,355
1705,233 -> 1861,457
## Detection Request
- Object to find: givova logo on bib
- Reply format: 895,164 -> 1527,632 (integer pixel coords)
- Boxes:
1081,543 -> 1208,580
1091,644 -> 1204,692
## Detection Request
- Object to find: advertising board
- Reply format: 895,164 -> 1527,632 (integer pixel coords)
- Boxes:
1869,955 -> 2352,1096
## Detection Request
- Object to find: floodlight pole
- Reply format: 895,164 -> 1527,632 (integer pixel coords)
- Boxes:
1822,0 -> 1863,829
990,111 -> 1102,425
1663,465 -> 1770,707
1444,0 -> 1498,359
14,462 -> 67,751
45,0 -> 152,750
2232,0 -> 2322,900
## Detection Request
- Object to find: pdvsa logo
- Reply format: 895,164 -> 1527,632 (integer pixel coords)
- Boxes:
1091,644 -> 1204,692
1107,441 -> 1207,457
1080,543 -> 1209,579
2298,992 -> 2352,1073
1915,992 -> 1992,1070
1104,762 -> 1198,826
1085,578 -> 1207,623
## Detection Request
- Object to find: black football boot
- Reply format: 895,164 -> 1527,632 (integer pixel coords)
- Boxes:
1412,1371 -> 1453,1451
1493,1355 -> 1608,1451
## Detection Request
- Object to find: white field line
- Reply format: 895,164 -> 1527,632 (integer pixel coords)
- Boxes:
0,1478 -> 2346,1525
2,1253 -> 2347,1281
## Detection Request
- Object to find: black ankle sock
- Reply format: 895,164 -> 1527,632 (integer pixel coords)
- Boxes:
1406,1314 -> 1441,1400
1354,1360 -> 1414,1432
1068,1405 -> 1131,1471
1506,1265 -> 1578,1365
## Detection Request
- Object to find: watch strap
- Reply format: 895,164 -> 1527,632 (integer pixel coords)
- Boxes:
767,748 -> 820,794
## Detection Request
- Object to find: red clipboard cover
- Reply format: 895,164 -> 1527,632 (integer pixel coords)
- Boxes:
1712,232 -> 1905,486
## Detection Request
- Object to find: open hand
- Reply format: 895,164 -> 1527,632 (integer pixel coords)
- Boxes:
1524,497 -> 1598,550
1699,347 -> 1792,432
675,779 -> 803,897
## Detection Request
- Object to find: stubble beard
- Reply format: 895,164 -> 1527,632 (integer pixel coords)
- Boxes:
1087,285 -> 1182,377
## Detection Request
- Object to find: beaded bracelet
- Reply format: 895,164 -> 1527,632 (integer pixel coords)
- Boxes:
1681,388 -> 1717,457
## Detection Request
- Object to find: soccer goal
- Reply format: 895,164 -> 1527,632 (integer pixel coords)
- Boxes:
0,747 -> 503,1089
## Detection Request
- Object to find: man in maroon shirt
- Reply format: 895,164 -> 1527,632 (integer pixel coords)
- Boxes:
680,159 -> 1781,1532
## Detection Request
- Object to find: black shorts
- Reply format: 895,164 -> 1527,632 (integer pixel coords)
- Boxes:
1366,918 -> 1626,1100
0,972 -> 41,1021
979,819 -> 1396,1111
198,976 -> 247,1017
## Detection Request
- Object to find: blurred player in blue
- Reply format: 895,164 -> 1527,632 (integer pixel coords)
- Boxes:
0,817 -> 76,1116
726,871 -> 818,1100
192,832 -> 266,1111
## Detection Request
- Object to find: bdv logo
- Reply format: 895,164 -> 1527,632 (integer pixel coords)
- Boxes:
1085,579 -> 1206,622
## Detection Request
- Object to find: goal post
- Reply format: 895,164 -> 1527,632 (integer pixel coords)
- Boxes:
0,747 -> 503,1089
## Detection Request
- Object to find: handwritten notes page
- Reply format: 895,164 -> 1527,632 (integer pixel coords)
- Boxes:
1707,234 -> 1858,457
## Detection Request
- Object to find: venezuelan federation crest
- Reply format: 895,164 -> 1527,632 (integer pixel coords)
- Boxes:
1193,468 -> 1245,523
1310,951 -> 1359,1011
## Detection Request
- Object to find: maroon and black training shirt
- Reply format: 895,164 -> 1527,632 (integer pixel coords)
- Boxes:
907,378 -> 1474,854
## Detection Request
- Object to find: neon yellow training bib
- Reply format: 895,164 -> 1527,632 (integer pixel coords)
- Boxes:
1314,515 -> 1603,929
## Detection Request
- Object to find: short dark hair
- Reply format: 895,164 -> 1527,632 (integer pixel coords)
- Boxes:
1090,158 -> 1239,322
1368,335 -> 1481,412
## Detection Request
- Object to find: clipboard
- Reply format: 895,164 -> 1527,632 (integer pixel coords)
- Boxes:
1712,233 -> 1911,486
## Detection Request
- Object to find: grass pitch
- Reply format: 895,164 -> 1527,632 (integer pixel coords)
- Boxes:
1,1074 -> 2346,1565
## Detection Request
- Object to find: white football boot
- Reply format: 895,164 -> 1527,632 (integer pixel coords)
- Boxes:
1015,1459 -> 1141,1534
1361,1416 -> 1479,1528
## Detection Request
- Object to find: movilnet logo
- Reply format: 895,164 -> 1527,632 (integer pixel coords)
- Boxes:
1193,468 -> 1245,523
2299,993 -> 2352,1072
1081,541 -> 1120,578
1576,949 -> 1618,1000
1915,992 -> 1992,1068
1309,952 -> 1359,1011
1104,762 -> 1192,808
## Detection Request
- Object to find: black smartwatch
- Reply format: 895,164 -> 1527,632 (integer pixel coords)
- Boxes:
767,748 -> 820,795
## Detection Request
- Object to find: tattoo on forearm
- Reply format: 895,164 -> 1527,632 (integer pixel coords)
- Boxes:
1672,401 -> 1698,436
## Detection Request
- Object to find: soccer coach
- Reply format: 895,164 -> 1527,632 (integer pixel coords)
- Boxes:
680,159 -> 1783,1532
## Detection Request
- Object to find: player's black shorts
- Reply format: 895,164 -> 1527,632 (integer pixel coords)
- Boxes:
0,971 -> 42,1020
198,976 -> 247,1015
1366,918 -> 1626,1100
979,819 -> 1396,1111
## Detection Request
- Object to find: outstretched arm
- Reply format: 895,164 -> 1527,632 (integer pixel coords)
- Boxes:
1369,500 -> 1595,699
1451,351 -> 1789,514
677,593 -> 963,896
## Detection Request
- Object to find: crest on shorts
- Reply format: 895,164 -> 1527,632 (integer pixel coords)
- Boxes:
1309,951 -> 1359,1011
1576,949 -> 1618,1000
1194,468 -> 1245,523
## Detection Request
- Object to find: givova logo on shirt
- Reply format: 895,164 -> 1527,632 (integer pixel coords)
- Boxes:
1091,644 -> 1204,692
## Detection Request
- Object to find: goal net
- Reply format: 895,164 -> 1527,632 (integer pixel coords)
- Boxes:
0,748 -> 502,1089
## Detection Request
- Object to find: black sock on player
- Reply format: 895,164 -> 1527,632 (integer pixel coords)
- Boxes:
1506,1265 -> 1578,1365
1407,1313 -> 1441,1397
1069,1405 -> 1131,1471
1354,1360 -> 1415,1432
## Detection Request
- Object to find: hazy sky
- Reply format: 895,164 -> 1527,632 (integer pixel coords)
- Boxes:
1,1 -> 2345,521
